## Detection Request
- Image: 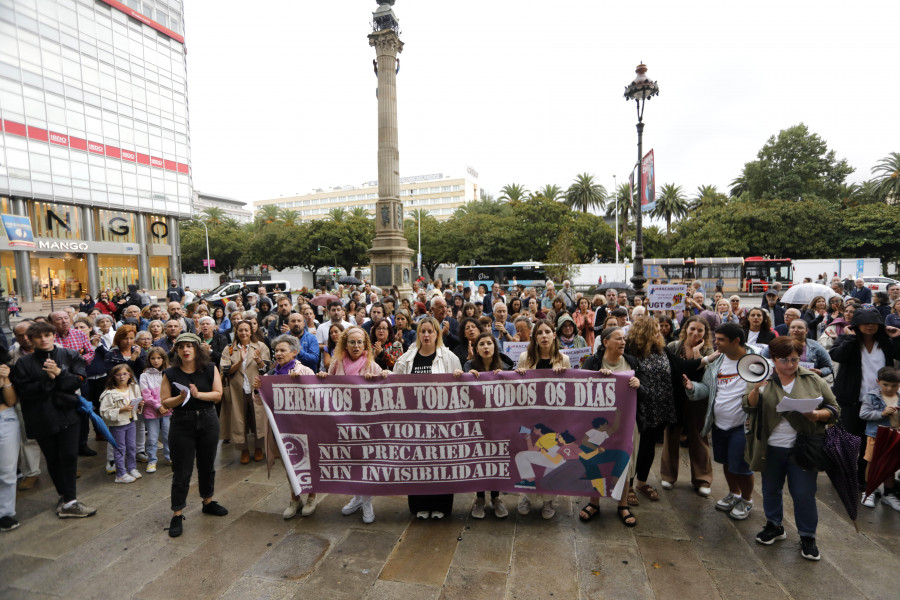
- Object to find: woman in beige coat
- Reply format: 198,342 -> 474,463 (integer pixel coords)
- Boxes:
220,320 -> 271,464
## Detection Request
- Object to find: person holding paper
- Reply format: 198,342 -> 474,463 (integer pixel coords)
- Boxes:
159,333 -> 225,538
99,364 -> 143,484
743,337 -> 839,561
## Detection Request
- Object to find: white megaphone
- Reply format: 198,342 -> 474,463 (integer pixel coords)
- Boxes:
737,354 -> 772,383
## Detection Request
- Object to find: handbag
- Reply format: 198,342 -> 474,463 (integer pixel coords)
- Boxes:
790,432 -> 832,471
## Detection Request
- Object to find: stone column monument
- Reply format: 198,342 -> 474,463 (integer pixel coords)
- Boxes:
367,0 -> 414,296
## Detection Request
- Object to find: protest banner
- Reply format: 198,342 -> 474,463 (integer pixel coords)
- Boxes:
505,343 -> 592,368
646,284 -> 687,310
261,370 -> 636,501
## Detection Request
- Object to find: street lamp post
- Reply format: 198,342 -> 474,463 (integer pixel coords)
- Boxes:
623,63 -> 659,295
190,217 -> 211,277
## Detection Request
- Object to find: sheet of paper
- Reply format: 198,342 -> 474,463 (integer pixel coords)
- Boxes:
799,361 -> 815,370
173,382 -> 191,406
776,395 -> 822,413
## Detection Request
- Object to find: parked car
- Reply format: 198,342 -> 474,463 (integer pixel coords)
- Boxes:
862,276 -> 900,291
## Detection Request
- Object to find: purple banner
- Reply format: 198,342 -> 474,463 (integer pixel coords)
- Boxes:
261,370 -> 636,500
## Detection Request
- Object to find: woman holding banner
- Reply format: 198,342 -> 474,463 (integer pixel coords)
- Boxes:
315,327 -> 388,523
580,326 -> 641,527
393,317 -> 462,519
514,319 -> 570,520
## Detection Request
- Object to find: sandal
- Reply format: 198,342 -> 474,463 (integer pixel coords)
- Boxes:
636,484 -> 660,501
579,503 -> 600,522
617,506 -> 637,527
626,488 -> 640,506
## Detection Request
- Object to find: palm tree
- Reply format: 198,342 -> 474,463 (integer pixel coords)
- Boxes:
280,208 -> 302,226
534,184 -> 563,202
690,184 -> 725,212
222,217 -> 243,229
327,207 -> 347,223
729,176 -> 748,198
605,182 -> 636,245
650,183 -> 689,237
871,152 -> 900,203
255,205 -> 281,225
498,183 -> 528,204
565,173 -> 606,213
349,206 -> 371,219
479,189 -> 495,203
200,206 -> 225,225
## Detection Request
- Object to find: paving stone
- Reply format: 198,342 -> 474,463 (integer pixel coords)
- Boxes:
826,548 -> 900,599
708,567 -> 790,600
379,518 -> 464,585
440,567 -> 508,600
364,579 -> 441,600
0,553 -> 53,592
450,513 -> 514,572
508,511 -> 578,599
134,510 -> 289,600
571,497 -> 638,547
635,537 -> 720,599
219,575 -> 300,600
247,531 -> 331,581
331,529 -> 400,562
298,556 -> 383,600
0,587 -> 60,600
576,542 -> 653,600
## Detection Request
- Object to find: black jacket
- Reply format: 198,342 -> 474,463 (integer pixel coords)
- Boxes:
11,347 -> 87,440
582,348 -> 649,407
204,332 -> 231,368
830,332 -> 900,406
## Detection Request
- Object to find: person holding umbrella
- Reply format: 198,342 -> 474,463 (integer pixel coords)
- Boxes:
858,366 -> 900,509
743,337 -> 839,560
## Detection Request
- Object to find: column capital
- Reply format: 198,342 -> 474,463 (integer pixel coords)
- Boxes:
368,29 -> 403,56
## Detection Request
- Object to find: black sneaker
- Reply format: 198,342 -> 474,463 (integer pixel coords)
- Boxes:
0,515 -> 20,532
201,501 -> 228,516
168,514 -> 184,538
755,521 -> 786,545
800,536 -> 821,561
77,446 -> 98,457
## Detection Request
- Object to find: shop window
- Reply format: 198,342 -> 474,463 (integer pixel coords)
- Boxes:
148,214 -> 170,244
31,201 -> 82,239
96,209 -> 137,243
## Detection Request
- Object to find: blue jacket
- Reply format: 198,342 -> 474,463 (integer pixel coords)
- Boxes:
296,330 -> 320,373
850,286 -> 872,304
860,392 -> 895,438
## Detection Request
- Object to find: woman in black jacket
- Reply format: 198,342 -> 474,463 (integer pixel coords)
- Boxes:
741,307 -> 777,346
829,308 -> 900,485
11,321 -> 96,519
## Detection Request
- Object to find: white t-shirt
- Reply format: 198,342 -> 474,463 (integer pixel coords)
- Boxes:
714,356 -> 746,430
747,330 -> 760,345
860,342 -> 884,402
585,429 -> 610,447
768,379 -> 797,448
316,319 -> 353,346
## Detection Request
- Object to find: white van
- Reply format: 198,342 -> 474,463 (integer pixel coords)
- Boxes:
201,279 -> 292,307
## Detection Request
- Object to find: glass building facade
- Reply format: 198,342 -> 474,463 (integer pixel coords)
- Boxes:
0,0 -> 190,302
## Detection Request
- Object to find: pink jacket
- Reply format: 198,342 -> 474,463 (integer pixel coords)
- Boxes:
328,356 -> 383,377
139,368 -> 163,419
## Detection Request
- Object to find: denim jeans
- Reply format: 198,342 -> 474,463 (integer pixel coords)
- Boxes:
145,416 -> 170,463
762,444 -> 819,538
170,407 -> 219,512
109,422 -> 136,477
135,415 -> 146,453
0,408 -> 20,518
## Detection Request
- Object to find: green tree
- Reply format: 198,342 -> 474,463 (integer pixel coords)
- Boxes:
691,184 -> 728,213
181,219 -> 246,276
837,203 -> 900,263
650,183 -> 689,236
254,205 -> 281,226
871,152 -> 900,203
279,208 -> 302,226
544,225 -> 581,282
498,183 -> 529,204
739,123 -> 853,204
564,173 -> 606,213
534,184 -> 563,202
349,206 -> 371,219
404,211 -> 445,279
640,224 -> 671,259
327,207 -> 347,223
200,206 -> 225,225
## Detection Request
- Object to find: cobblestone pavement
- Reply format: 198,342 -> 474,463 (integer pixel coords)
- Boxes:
2,442 -> 898,599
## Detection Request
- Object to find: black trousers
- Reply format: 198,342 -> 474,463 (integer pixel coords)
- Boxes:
408,494 -> 454,515
634,424 -> 667,483
169,407 -> 219,512
37,422 -> 80,502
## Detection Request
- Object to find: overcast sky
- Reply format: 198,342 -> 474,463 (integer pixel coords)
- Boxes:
182,0 -> 899,210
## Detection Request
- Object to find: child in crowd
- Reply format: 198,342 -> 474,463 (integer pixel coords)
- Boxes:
99,364 -> 143,484
140,347 -> 171,473
860,366 -> 900,510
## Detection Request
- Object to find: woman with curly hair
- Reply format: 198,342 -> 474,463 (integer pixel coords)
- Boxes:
741,307 -> 777,346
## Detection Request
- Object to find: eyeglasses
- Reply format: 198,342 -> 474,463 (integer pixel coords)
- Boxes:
347,340 -> 365,346
776,358 -> 800,365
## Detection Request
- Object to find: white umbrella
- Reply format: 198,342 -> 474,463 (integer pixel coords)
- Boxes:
780,283 -> 837,306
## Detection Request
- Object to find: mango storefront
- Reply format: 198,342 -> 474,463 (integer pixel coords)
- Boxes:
0,198 -> 181,303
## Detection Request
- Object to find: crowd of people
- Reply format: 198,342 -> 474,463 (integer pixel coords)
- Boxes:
1,275 -> 899,561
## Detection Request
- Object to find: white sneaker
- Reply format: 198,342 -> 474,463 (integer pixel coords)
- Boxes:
729,498 -> 753,520
882,493 -> 900,512
541,500 -> 556,520
471,496 -> 486,519
341,495 -> 364,515
115,474 -> 136,484
660,481 -> 674,490
301,494 -> 319,517
416,511 -> 429,519
430,511 -> 445,519
492,497 -> 509,518
697,486 -> 712,497
146,463 -> 157,473
715,493 -> 739,511
129,469 -> 143,479
517,495 -> 531,515
283,498 -> 301,519
861,492 -> 876,508
362,500 -> 375,524
105,462 -> 116,475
